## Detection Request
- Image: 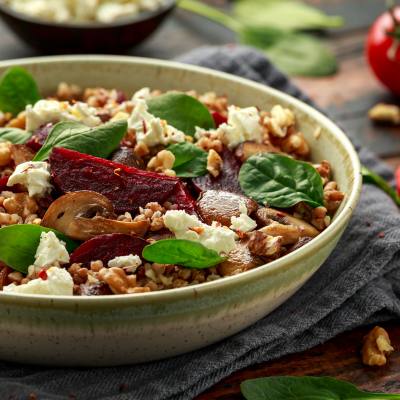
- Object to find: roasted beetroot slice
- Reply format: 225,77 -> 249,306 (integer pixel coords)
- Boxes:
49,147 -> 196,214
192,147 -> 242,194
70,233 -> 147,265
0,176 -> 8,192
26,123 -> 53,151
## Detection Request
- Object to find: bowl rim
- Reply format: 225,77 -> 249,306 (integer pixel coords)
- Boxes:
0,0 -> 176,28
0,55 -> 362,305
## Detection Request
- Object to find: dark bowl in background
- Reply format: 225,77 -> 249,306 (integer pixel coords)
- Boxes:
0,0 -> 176,53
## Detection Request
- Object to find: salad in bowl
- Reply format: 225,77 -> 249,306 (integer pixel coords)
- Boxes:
0,66 -> 345,297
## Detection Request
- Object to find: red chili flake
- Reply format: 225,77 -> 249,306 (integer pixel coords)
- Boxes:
378,231 -> 385,238
38,269 -> 48,280
396,166 -> 400,195
142,120 -> 147,134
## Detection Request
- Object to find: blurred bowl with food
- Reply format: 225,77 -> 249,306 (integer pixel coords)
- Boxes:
0,0 -> 176,53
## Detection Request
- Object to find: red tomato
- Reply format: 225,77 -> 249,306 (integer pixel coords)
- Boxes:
366,7 -> 400,96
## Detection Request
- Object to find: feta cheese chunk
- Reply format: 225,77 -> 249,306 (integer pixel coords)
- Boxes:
163,210 -> 236,255
25,100 -> 101,131
34,231 -> 70,268
132,87 -> 151,101
128,99 -> 185,147
217,106 -> 263,148
230,202 -> 257,232
108,254 -> 142,272
7,161 -> 52,197
3,267 -> 73,296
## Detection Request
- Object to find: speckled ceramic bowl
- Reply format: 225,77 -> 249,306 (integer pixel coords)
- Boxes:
0,56 -> 362,366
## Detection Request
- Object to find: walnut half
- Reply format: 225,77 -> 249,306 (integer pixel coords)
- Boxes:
362,326 -> 394,367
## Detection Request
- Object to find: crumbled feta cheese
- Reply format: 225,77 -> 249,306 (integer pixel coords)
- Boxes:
97,3 -> 139,23
34,231 -> 70,268
163,210 -> 237,255
7,161 -> 52,197
108,254 -> 142,271
25,100 -> 101,131
5,0 -> 166,23
230,202 -> 257,232
3,267 -> 73,296
132,87 -> 151,101
217,106 -> 263,148
128,99 -> 186,147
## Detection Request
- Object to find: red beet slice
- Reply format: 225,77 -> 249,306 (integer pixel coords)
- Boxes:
49,147 -> 196,214
212,111 -> 228,127
26,123 -> 53,152
0,176 -> 8,192
70,233 -> 147,265
192,147 -> 242,194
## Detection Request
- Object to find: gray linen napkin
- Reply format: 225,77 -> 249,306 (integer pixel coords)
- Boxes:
1,46 -> 399,400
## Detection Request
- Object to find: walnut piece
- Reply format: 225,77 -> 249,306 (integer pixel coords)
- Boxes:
263,105 -> 295,138
369,103 -> 400,125
247,231 -> 282,257
207,149 -> 223,178
147,149 -> 176,177
98,267 -> 137,294
362,326 -> 394,367
0,142 -> 12,167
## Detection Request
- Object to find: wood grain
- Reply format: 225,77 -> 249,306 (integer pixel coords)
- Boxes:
195,323 -> 400,399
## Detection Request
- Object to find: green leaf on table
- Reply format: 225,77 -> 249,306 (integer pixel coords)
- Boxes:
142,239 -> 226,269
33,119 -> 127,161
0,67 -> 41,116
239,153 -> 324,208
147,92 -> 215,136
0,225 -> 78,274
240,376 -> 400,400
240,28 -> 338,77
168,142 -> 208,178
0,127 -> 32,144
362,165 -> 400,207
234,0 -> 344,31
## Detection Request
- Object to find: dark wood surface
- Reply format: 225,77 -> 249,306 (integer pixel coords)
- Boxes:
0,0 -> 398,398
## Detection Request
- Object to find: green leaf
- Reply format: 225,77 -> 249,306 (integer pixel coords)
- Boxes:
240,28 -> 337,77
147,92 -> 215,136
239,153 -> 324,208
33,119 -> 127,161
234,0 -> 344,31
240,376 -> 400,400
0,225 -> 78,274
0,67 -> 41,116
0,127 -> 32,144
168,142 -> 208,178
362,166 -> 400,207
142,239 -> 226,269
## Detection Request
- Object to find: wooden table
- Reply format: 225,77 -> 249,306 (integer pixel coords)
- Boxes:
0,0 -> 398,398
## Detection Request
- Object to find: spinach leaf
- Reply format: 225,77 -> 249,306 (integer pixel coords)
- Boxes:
168,142 -> 208,178
234,0 -> 344,31
142,239 -> 226,269
241,376 -> 400,400
0,225 -> 78,274
0,127 -> 32,144
239,153 -> 324,208
147,92 -> 215,136
362,166 -> 400,207
33,119 -> 127,161
0,67 -> 41,116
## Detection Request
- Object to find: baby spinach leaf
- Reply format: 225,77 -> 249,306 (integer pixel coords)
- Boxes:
0,67 -> 41,116
0,225 -> 78,274
0,127 -> 32,144
234,0 -> 344,31
168,142 -> 208,178
142,239 -> 226,269
239,153 -> 324,208
33,119 -> 127,161
362,166 -> 400,207
241,376 -> 400,400
147,92 -> 215,136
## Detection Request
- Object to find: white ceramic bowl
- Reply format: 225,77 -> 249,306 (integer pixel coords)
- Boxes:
0,56 -> 362,366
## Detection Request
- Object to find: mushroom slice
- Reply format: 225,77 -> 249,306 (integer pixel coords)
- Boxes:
41,191 -> 149,241
256,207 -> 319,238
